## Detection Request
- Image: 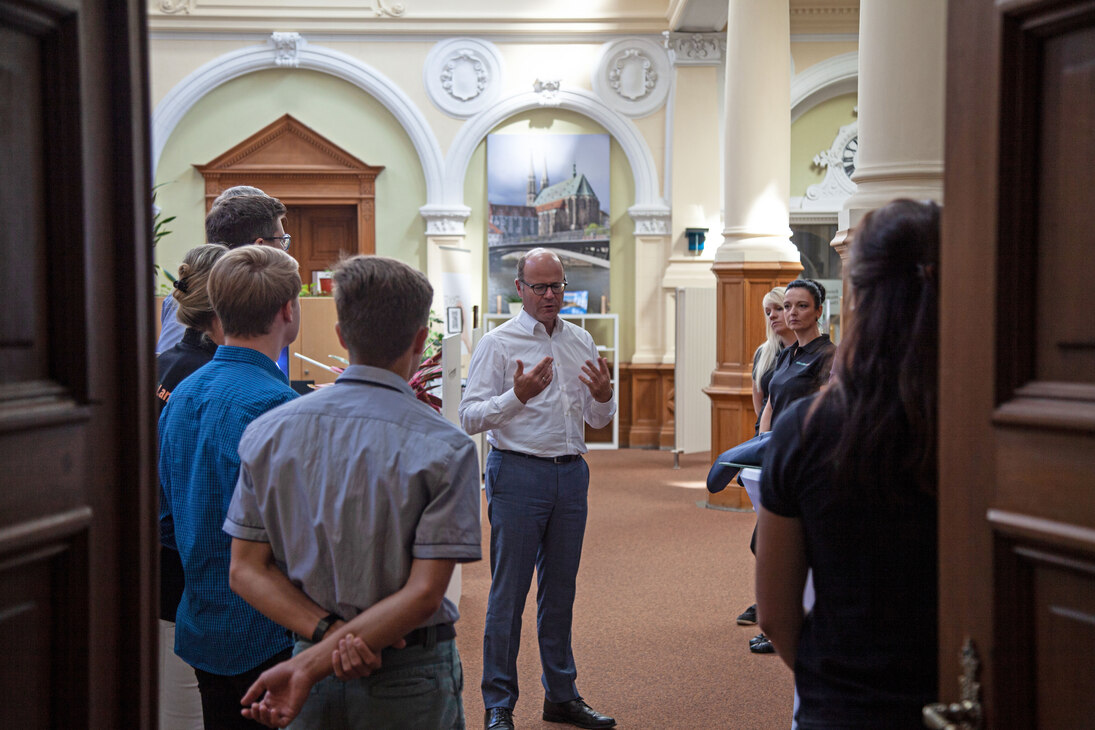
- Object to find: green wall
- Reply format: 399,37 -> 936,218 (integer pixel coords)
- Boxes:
790,93 -> 857,198
153,69 -> 427,288
466,109 -> 637,362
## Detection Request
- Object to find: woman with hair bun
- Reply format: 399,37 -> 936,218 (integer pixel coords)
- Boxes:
756,199 -> 941,728
154,243 -> 229,730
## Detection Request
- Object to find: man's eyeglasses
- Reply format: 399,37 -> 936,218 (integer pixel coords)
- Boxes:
263,234 -> 292,251
520,279 -> 567,296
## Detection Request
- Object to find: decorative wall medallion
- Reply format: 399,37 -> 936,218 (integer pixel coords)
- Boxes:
269,32 -> 304,68
158,0 -> 194,13
424,38 -> 503,118
609,49 -> 656,101
663,32 -> 726,66
533,79 -> 561,107
593,38 -> 671,118
441,52 -> 486,101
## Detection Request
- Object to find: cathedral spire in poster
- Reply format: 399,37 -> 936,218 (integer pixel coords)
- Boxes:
487,133 -> 610,314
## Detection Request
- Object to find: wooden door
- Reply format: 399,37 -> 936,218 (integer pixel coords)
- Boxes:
285,204 -> 358,284
0,0 -> 155,727
940,1 -> 1095,726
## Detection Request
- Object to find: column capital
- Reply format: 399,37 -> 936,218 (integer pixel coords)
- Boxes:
628,203 -> 672,237
662,31 -> 727,66
419,204 -> 471,237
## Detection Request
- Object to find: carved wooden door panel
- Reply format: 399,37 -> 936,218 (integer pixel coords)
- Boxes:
0,0 -> 155,727
939,1 -> 1095,726
285,204 -> 358,283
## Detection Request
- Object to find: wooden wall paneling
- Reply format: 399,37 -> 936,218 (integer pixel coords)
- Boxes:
659,365 -> 675,449
617,364 -> 633,446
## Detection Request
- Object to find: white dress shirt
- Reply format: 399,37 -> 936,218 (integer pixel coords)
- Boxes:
459,309 -> 616,457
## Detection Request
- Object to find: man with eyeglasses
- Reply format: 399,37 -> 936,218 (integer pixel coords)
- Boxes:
158,190 -> 294,376
158,189 -> 290,349
460,248 -> 617,730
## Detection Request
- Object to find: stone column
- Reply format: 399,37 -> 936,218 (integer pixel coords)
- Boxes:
661,31 -> 726,364
420,205 -> 475,369
706,0 -> 802,509
627,206 -> 674,448
832,0 -> 947,310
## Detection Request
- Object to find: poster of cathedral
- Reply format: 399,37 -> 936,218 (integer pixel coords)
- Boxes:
486,133 -> 611,314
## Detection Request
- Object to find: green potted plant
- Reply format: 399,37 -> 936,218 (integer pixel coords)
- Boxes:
506,294 -> 523,315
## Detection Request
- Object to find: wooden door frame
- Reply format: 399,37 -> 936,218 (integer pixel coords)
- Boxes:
195,115 -> 383,255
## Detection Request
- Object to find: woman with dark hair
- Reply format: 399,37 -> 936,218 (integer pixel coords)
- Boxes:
755,199 -> 940,728
757,279 -> 835,433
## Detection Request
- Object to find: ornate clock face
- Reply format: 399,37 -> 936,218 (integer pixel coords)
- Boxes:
842,136 -> 858,177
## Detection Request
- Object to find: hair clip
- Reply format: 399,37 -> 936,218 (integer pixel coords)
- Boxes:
173,277 -> 190,293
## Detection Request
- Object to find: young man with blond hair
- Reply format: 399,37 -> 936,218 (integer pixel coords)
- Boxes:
159,245 -> 302,730
225,255 -> 482,729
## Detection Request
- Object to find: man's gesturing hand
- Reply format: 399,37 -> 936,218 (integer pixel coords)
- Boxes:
579,357 -> 613,403
513,356 -> 554,404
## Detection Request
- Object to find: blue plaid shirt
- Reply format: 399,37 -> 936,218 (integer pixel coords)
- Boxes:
159,345 -> 298,675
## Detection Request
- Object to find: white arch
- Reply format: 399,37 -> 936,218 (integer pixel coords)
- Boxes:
151,39 -> 445,204
444,89 -> 668,213
791,52 -> 858,123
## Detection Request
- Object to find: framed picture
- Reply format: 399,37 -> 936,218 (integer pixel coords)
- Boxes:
486,133 -> 611,314
446,306 -> 463,334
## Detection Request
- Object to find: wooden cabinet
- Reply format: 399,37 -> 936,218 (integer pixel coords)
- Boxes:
289,297 -> 347,385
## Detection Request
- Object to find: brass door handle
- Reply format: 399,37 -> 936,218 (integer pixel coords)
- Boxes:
924,639 -> 983,729
922,700 -> 982,729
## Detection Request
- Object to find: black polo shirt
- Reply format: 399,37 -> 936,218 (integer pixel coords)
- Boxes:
767,334 -> 835,425
761,395 -> 938,728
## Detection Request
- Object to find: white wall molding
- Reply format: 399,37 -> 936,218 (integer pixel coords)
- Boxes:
445,87 -> 669,236
663,31 -> 726,66
152,34 -> 446,206
592,37 -> 672,119
790,51 -> 858,122
423,38 -> 504,119
419,204 -> 473,236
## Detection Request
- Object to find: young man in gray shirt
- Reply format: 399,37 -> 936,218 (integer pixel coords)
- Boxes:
225,255 -> 482,729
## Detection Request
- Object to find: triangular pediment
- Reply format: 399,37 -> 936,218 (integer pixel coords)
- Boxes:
196,114 -> 381,175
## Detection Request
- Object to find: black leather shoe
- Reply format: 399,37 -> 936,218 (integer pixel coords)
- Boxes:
750,635 -> 775,654
543,698 -> 616,728
485,707 -> 515,729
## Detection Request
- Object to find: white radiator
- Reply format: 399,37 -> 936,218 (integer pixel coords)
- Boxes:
674,287 -> 717,455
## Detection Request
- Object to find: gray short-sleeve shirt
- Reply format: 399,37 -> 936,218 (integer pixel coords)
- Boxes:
224,364 -> 482,627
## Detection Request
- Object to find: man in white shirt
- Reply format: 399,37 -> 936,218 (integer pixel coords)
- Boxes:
460,248 -> 617,730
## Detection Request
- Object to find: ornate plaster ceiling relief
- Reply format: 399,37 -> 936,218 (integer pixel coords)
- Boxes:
663,32 -> 726,66
269,33 -> 305,68
593,38 -> 670,118
533,79 -> 562,107
424,38 -> 503,118
374,0 -> 406,17
157,0 -> 193,13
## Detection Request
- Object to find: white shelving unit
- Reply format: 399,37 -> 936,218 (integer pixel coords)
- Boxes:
484,312 -> 619,449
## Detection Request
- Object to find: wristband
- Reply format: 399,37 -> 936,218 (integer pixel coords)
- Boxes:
311,612 -> 340,644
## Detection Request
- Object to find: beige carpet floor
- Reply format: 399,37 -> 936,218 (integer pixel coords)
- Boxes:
453,449 -> 795,730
